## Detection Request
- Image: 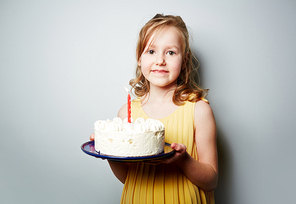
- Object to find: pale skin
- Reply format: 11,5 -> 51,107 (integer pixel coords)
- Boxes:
90,26 -> 218,192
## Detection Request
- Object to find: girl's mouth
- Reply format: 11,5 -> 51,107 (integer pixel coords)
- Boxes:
151,70 -> 169,74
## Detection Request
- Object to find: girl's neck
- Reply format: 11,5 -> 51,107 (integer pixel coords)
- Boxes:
141,84 -> 179,119
142,83 -> 177,105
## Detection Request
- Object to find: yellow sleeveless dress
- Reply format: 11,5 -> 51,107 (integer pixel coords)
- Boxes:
120,98 -> 215,204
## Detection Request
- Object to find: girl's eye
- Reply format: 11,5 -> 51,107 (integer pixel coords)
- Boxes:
148,50 -> 155,54
168,51 -> 175,55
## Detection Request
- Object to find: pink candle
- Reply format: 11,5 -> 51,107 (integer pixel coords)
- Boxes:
125,87 -> 131,123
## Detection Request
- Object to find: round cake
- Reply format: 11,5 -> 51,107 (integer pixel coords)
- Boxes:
94,117 -> 165,157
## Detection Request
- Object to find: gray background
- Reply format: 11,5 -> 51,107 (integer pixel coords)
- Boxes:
1,0 -> 295,203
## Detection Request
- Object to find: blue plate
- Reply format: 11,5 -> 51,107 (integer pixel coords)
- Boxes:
81,141 -> 175,162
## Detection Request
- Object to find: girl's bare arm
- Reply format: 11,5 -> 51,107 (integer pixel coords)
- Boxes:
164,100 -> 218,191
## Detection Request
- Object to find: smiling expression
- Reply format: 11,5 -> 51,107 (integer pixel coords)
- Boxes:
138,26 -> 184,89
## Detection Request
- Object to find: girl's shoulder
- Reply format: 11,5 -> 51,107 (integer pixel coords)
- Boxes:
182,98 -> 212,118
194,99 -> 211,109
194,99 -> 214,123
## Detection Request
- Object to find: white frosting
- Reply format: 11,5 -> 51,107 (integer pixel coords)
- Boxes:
94,117 -> 165,157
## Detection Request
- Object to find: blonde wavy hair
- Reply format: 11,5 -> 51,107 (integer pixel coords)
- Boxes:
130,14 -> 209,105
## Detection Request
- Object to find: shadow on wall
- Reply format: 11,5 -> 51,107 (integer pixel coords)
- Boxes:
215,126 -> 233,203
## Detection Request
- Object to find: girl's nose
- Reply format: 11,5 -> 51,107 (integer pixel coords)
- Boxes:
156,54 -> 166,66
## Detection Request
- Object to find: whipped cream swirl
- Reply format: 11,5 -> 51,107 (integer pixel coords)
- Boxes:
94,117 -> 164,133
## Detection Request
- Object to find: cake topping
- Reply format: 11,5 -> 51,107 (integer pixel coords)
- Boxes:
94,117 -> 164,133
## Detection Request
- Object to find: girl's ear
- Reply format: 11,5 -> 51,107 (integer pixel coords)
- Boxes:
138,58 -> 141,67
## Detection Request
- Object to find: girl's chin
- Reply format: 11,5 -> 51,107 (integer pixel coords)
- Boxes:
149,81 -> 178,89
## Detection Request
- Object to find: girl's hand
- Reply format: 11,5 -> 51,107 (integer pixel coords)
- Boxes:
162,143 -> 187,164
90,133 -> 95,141
144,143 -> 187,165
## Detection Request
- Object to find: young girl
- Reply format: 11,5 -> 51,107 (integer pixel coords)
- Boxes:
91,14 -> 218,204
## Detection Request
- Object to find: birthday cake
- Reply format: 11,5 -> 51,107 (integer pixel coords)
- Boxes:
94,117 -> 165,157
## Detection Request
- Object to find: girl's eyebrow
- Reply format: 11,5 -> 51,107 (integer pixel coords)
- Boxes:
166,45 -> 180,50
148,44 -> 180,50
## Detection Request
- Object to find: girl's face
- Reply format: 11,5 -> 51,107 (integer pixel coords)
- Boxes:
138,26 -> 183,89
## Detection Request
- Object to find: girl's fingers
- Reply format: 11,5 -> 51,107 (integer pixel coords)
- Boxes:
90,133 -> 95,141
171,143 -> 186,153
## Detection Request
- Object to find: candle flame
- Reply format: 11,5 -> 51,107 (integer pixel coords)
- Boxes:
124,87 -> 130,93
